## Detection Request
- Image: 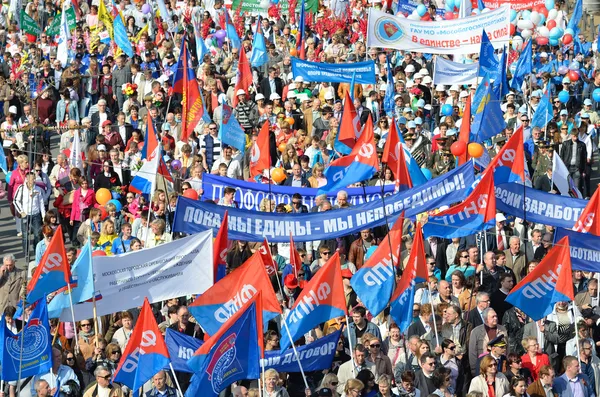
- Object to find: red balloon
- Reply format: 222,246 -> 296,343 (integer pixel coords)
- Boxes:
99,206 -> 108,220
546,19 -> 556,30
562,34 -> 573,45
536,37 -> 549,45
568,70 -> 579,82
421,13 -> 431,20
183,188 -> 199,200
444,11 -> 454,19
92,250 -> 107,257
510,24 -> 516,35
450,141 -> 467,156
538,6 -> 548,17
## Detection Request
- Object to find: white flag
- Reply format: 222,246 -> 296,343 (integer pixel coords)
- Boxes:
552,154 -> 583,198
69,131 -> 83,171
57,1 -> 71,68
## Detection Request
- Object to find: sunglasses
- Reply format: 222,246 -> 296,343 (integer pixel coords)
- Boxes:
98,375 -> 112,380
461,255 -> 469,258
322,252 -> 331,256
81,323 -> 91,327
448,346 -> 456,350
370,344 -> 381,348
66,357 -> 75,361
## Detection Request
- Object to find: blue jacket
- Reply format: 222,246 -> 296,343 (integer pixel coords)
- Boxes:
144,386 -> 178,397
346,320 -> 382,349
553,373 -> 595,397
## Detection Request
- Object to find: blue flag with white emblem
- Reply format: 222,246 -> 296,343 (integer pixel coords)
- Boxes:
478,30 -> 499,79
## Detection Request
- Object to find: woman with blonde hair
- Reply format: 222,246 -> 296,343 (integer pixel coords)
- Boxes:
259,198 -> 276,212
8,154 -> 30,236
308,163 -> 326,188
342,379 -> 364,397
319,373 -> 341,397
469,355 -> 510,397
98,219 -> 118,254
262,368 -> 289,396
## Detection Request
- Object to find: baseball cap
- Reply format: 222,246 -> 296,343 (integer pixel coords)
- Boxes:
97,144 -> 107,151
414,117 -> 423,125
584,99 -> 593,106
236,89 -> 246,96
560,109 -> 568,116
407,121 -> 417,128
495,213 -> 507,222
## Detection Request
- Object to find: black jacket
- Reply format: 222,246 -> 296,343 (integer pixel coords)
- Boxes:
259,76 -> 283,99
560,138 -> 587,173
284,174 -> 310,187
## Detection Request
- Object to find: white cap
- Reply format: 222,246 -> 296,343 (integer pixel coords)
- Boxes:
269,93 -> 281,100
405,64 -> 415,73
379,83 -> 387,91
406,81 -> 414,88
294,76 -> 304,83
422,76 -> 432,84
8,106 -> 17,114
324,91 -> 334,100
287,91 -> 297,99
419,68 -> 429,76
449,84 -> 459,91
496,213 -> 507,222
236,89 -> 246,96
459,91 -> 469,98
289,83 -> 297,90
435,85 -> 446,92
413,73 -> 423,79
540,52 -> 548,58
255,93 -> 265,101
97,144 -> 107,151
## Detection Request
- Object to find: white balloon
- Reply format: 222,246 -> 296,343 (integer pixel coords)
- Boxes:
482,7 -> 490,12
408,12 -> 421,19
537,26 -> 550,37
521,29 -> 533,39
512,36 -> 524,50
517,19 -> 534,30
530,11 -> 541,25
548,8 -> 558,20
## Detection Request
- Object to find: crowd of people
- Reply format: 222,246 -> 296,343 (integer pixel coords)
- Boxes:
0,0 -> 599,396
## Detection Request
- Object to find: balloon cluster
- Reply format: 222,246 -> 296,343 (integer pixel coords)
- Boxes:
405,0 -> 489,21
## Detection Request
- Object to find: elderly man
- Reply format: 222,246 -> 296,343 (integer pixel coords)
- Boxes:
469,308 -> 508,376
49,154 -> 71,197
0,254 -> 26,313
34,379 -> 51,397
112,55 -> 132,110
144,370 -> 177,397
32,348 -> 80,397
83,366 -> 124,397
504,236 -> 527,281
334,190 -> 350,208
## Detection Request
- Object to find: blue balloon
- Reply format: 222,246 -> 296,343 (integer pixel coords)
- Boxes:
549,27 -> 562,39
539,14 -> 546,25
510,9 -> 517,20
569,61 -> 580,71
272,0 -> 279,4
549,38 -> 559,46
522,10 -> 531,20
421,167 -> 433,181
545,0 -> 554,9
5,171 -> 11,184
564,28 -> 574,36
593,88 -> 600,102
558,90 -> 570,103
107,199 -> 123,212
442,104 -> 453,116
445,0 -> 454,11
416,4 -> 427,16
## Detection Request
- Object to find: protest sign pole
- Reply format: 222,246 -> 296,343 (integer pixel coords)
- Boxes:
67,283 -> 81,352
258,361 -> 265,397
168,363 -> 185,397
281,319 -> 310,390
427,284 -> 440,347
16,280 -> 27,397
344,315 -> 356,377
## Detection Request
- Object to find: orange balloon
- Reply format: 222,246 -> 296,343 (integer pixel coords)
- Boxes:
271,168 -> 286,184
183,189 -> 199,200
286,117 -> 295,126
278,143 -> 287,153
290,48 -> 298,56
467,142 -> 484,158
95,188 -> 112,205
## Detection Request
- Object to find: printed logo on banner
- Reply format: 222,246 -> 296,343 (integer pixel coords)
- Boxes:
375,16 -> 404,43
6,318 -> 48,361
205,333 -> 241,394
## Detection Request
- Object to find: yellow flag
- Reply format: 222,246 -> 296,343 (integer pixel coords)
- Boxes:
98,0 -> 114,39
133,23 -> 148,44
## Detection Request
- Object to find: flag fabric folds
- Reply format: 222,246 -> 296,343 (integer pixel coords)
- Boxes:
383,56 -> 395,116
113,14 -> 134,57
389,224 -> 428,332
224,10 -> 241,49
1,298 -> 53,381
552,154 -> 583,199
213,211 -> 229,283
351,215 -> 404,316
278,252 -> 347,350
573,187 -> 600,234
186,295 -> 262,396
172,37 -> 205,142
219,104 -> 246,154
470,79 -> 506,143
506,237 -> 574,320
232,48 -> 253,107
478,30 -> 499,79
457,94 -> 471,165
250,17 -> 268,68
336,90 -> 361,153
510,40 -> 532,92
113,298 -> 171,390
318,116 -> 378,194
489,125 -> 526,185
27,226 -> 71,303
249,122 -> 271,178
189,252 -> 281,336
48,239 -> 94,319
531,90 -> 554,129
424,168 -> 496,238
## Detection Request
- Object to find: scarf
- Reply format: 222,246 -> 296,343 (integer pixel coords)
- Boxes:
78,329 -> 95,343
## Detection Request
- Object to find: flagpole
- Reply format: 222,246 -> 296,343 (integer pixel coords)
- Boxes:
281,319 -> 310,390
574,308 -> 582,372
344,315 -> 356,377
144,149 -> 160,248
427,284 -> 440,348
92,295 -> 100,347
16,281 -> 27,397
258,361 -> 265,397
67,283 -> 80,353
168,363 -> 185,397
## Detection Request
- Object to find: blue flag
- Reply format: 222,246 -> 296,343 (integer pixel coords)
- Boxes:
478,30 -> 499,79
1,298 -> 53,381
47,240 -> 94,319
471,75 -> 490,114
0,143 -> 7,172
165,329 -> 204,373
225,11 -> 241,49
349,71 -> 356,101
531,90 -> 554,129
384,57 -> 395,116
497,48 -> 509,98
471,79 -> 506,143
567,0 -> 582,33
113,15 -> 134,57
597,25 -> 600,53
250,17 -> 268,68
510,40 -> 532,92
187,299 -> 261,396
219,104 -> 246,154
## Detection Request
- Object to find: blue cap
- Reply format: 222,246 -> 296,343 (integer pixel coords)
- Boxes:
398,116 -> 407,124
407,121 -> 417,128
417,99 -> 425,108
414,117 -> 423,125
446,128 -> 457,136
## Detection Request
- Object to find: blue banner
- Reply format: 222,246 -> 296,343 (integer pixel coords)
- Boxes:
166,328 -> 340,374
495,183 -> 587,229
291,58 -> 377,84
113,15 -> 134,58
1,299 -> 53,381
201,173 -> 396,211
554,228 -> 600,272
175,164 -> 474,242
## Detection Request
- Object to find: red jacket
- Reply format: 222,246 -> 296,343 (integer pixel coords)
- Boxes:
71,188 -> 96,221
521,353 -> 550,381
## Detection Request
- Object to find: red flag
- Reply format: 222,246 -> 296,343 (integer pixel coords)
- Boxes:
390,223 -> 429,302
382,120 -> 412,190
250,122 -> 271,178
457,95 -> 471,165
337,90 -> 361,149
213,211 -> 229,282
258,239 -> 278,277
289,233 -> 303,278
27,225 -> 71,303
487,124 -> 525,182
574,188 -> 600,235
232,48 -> 253,107
112,298 -> 170,389
394,142 -> 413,191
